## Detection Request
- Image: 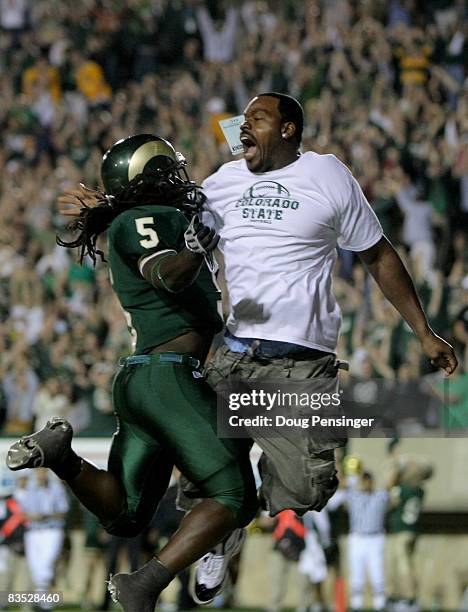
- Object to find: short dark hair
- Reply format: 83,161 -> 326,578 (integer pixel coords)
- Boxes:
258,92 -> 304,144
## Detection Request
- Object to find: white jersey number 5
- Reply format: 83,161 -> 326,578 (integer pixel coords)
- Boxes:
135,217 -> 159,248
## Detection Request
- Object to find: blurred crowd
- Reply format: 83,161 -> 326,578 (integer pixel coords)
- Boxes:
0,0 -> 467,435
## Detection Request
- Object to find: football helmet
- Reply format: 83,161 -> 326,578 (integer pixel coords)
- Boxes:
101,134 -> 203,214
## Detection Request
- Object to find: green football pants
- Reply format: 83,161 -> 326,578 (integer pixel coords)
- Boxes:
103,353 -> 258,537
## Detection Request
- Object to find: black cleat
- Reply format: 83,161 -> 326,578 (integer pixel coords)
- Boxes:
108,573 -> 159,612
6,418 -> 73,471
108,560 -> 173,612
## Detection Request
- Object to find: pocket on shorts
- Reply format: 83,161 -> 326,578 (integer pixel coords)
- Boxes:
204,346 -> 249,389
204,360 -> 227,391
289,354 -> 338,380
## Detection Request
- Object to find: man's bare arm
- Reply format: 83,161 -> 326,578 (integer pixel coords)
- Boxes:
357,236 -> 458,375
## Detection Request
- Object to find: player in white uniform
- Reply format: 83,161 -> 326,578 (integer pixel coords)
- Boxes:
192,92 -> 458,603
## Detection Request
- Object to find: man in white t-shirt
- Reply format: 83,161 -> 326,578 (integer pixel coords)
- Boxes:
191,92 -> 457,604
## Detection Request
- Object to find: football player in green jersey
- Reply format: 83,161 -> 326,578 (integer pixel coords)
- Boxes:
387,459 -> 433,610
6,134 -> 258,612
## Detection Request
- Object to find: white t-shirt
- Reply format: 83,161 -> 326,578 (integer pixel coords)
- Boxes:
202,152 -> 383,352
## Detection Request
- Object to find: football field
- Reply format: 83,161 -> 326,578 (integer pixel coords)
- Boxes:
15,608 -> 452,612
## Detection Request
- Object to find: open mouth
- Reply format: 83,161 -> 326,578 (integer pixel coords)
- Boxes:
240,133 -> 257,161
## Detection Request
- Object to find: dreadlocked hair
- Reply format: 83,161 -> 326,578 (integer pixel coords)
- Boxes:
56,169 -> 205,265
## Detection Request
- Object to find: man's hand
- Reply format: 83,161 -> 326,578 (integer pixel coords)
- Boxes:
184,215 -> 219,255
57,183 -> 101,217
359,238 -> 458,376
419,331 -> 458,376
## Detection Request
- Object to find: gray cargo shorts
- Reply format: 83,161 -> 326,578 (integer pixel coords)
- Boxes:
202,344 -> 346,516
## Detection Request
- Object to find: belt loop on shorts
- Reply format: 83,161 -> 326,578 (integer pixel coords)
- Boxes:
282,357 -> 294,376
247,340 -> 260,358
229,352 -> 245,374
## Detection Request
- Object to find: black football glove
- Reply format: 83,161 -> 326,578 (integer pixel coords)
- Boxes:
184,215 -> 219,254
